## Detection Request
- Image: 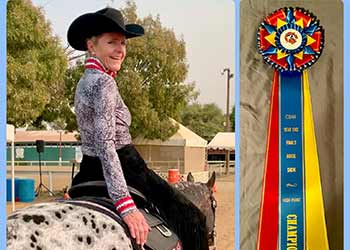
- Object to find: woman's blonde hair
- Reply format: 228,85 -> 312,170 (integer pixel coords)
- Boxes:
86,36 -> 99,55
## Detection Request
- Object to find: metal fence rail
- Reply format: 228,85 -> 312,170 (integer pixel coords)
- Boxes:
7,160 -> 72,166
6,160 -> 234,192
145,160 -> 184,171
207,160 -> 235,175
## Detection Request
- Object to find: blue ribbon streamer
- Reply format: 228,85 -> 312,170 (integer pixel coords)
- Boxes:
279,71 -> 305,250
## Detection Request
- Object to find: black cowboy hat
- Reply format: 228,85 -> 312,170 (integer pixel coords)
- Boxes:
67,7 -> 144,51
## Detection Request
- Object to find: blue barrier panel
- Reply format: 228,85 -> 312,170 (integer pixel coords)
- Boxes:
6,178 -> 20,202
17,179 -> 35,202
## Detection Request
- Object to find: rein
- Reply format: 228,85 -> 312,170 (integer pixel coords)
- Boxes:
208,191 -> 217,246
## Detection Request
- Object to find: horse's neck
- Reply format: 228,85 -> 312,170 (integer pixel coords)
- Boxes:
174,181 -> 210,209
174,180 -> 215,234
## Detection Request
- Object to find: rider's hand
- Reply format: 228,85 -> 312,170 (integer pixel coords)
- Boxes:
122,209 -> 151,246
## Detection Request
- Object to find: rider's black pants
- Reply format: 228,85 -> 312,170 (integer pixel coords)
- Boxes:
71,144 -> 209,250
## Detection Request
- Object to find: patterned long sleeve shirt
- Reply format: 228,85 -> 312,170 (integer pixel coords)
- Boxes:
74,57 -> 137,217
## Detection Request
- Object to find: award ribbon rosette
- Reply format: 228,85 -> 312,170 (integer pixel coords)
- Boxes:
256,7 -> 329,250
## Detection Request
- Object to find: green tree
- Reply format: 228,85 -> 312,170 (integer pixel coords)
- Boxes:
230,105 -> 235,132
118,1 -> 198,139
31,59 -> 83,131
7,0 -> 68,127
180,103 -> 225,141
47,1 -> 197,140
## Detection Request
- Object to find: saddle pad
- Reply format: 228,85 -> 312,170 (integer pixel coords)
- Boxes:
62,198 -> 141,250
73,197 -> 180,250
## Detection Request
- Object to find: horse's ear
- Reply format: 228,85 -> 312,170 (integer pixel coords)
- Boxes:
187,172 -> 195,182
206,171 -> 216,189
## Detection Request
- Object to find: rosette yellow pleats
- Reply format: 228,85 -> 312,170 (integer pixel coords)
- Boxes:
303,70 -> 329,250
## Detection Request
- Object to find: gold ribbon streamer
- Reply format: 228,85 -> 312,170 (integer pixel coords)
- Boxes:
303,70 -> 329,250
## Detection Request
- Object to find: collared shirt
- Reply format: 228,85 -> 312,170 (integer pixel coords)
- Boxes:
74,57 -> 136,216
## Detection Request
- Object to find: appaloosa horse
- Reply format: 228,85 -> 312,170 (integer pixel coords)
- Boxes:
7,172 -> 217,250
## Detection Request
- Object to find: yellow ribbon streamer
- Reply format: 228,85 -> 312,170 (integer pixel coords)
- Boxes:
303,70 -> 329,250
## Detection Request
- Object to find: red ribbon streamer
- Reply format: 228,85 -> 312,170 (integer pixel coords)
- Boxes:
256,71 -> 279,250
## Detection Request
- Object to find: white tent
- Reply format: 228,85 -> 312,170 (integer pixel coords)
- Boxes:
6,124 -> 15,211
133,121 -> 207,148
207,132 -> 235,151
207,132 -> 235,174
133,119 -> 207,173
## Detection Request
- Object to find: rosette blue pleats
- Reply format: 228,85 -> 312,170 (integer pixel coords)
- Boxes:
262,47 -> 278,56
286,9 -> 295,23
304,46 -> 316,55
262,23 -> 276,34
304,23 -> 318,35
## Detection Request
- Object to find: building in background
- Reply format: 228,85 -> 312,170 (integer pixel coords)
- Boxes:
134,120 -> 207,177
6,120 -> 209,183
7,130 -> 79,167
207,132 -> 235,175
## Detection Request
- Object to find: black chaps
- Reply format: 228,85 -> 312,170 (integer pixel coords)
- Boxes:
71,144 -> 209,250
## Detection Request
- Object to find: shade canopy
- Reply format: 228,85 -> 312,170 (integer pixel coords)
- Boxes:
133,119 -> 207,148
6,124 -> 15,142
207,132 -> 235,151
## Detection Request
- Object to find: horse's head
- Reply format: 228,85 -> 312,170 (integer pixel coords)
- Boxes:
174,172 -> 217,246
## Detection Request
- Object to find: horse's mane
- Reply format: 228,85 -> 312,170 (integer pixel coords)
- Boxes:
174,181 -> 212,213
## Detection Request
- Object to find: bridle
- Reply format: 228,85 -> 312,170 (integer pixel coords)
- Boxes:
208,190 -> 217,247
173,179 -> 218,248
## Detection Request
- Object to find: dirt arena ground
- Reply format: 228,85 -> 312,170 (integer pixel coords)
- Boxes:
7,174 -> 235,250
214,174 -> 234,250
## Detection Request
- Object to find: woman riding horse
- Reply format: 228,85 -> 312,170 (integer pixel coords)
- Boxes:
67,7 -> 209,250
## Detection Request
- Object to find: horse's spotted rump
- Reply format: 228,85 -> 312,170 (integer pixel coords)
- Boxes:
22,214 -> 47,225
7,202 -> 132,250
7,173 -> 216,250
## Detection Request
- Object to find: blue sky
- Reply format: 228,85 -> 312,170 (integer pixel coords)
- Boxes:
32,0 -> 235,112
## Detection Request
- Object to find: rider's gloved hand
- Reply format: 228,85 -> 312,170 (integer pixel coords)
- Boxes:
123,209 -> 151,246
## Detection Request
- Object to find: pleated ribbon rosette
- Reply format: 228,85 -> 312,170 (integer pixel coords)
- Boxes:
256,7 -> 329,250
